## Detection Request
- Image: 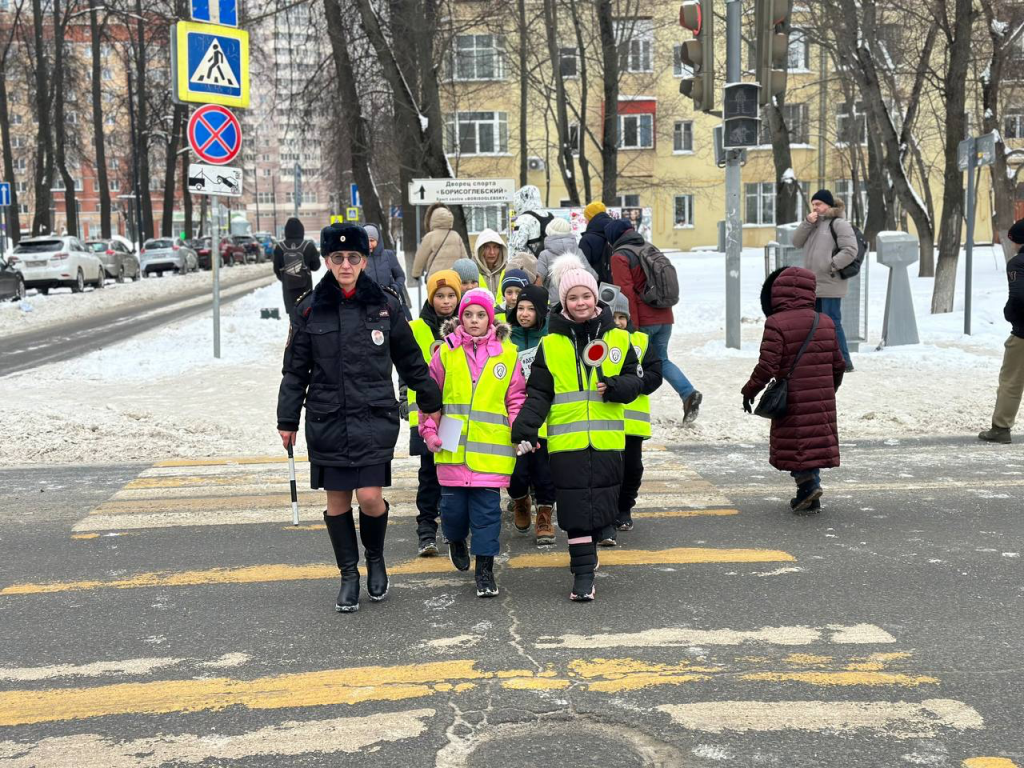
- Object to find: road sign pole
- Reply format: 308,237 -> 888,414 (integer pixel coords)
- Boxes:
724,0 -> 742,350
211,194 -> 221,359
965,136 -> 976,337
415,205 -> 422,308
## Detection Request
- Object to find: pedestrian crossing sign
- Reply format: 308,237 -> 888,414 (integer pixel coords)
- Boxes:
172,21 -> 250,108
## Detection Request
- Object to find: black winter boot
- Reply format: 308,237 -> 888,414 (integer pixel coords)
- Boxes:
475,556 -> 499,597
360,502 -> 390,602
324,510 -> 360,613
568,537 -> 598,602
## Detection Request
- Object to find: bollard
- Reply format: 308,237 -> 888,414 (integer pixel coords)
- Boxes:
877,231 -> 920,347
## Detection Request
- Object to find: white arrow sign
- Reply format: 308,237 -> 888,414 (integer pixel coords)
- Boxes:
408,178 -> 515,206
187,163 -> 242,197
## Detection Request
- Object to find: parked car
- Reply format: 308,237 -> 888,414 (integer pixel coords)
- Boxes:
232,234 -> 261,264
253,231 -> 276,260
219,236 -> 246,267
86,238 -> 141,283
140,238 -> 198,277
0,254 -> 26,302
9,236 -> 104,294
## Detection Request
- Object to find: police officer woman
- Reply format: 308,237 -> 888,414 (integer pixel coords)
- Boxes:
277,223 -> 442,613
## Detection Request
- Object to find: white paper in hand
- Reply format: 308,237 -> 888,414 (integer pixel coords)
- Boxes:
438,416 -> 464,452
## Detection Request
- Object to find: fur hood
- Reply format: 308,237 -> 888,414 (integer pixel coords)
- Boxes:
439,316 -> 511,342
819,199 -> 846,219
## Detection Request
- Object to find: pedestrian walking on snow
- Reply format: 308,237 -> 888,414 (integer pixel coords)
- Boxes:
792,189 -> 859,371
277,223 -> 442,613
412,204 -> 469,279
741,267 -> 846,514
362,224 -> 409,318
473,228 -> 509,297
979,218 -> 1024,444
272,217 -> 321,314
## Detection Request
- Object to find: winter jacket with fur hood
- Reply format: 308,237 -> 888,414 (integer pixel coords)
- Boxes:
412,207 -> 470,279
536,233 -> 596,304
418,320 -> 527,488
792,200 -> 859,299
472,228 -> 509,296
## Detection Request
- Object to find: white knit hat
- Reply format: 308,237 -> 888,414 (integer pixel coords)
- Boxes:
547,217 -> 572,235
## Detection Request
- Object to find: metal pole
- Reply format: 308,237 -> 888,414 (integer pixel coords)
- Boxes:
964,138 -> 976,336
211,194 -> 221,359
415,205 -> 423,308
724,0 -> 742,350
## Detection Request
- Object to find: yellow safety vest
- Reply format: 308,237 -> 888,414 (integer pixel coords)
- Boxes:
408,318 -> 438,430
542,327 -> 630,453
624,331 -> 651,439
434,340 -> 519,475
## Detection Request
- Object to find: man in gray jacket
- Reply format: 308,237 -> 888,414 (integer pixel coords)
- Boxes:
793,189 -> 858,371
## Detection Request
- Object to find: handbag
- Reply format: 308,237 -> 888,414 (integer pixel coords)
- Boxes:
754,312 -> 820,420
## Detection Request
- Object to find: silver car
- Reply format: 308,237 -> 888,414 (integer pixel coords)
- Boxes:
86,239 -> 141,283
141,238 -> 198,277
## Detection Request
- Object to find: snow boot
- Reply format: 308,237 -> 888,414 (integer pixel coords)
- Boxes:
683,391 -> 703,424
615,511 -> 634,531
449,539 -> 471,571
511,494 -> 532,533
418,537 -> 439,557
475,556 -> 499,597
568,536 -> 597,602
793,498 -> 822,516
791,481 -> 823,513
534,505 -> 556,545
597,524 -> 618,547
979,426 -> 1012,444
324,510 -> 360,613
359,502 -> 390,602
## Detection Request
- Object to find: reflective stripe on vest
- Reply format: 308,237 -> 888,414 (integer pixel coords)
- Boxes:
625,331 -> 651,438
434,341 -> 518,475
408,318 -> 437,429
542,327 -> 630,453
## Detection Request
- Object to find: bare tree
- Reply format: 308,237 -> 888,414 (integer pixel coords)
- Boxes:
30,0 -> 54,235
542,0 -> 579,204
596,0 -> 617,204
0,0 -> 26,243
87,0 -> 111,237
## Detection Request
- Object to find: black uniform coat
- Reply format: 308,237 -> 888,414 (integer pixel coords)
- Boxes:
511,304 -> 642,532
1006,246 -> 1024,339
277,271 -> 442,467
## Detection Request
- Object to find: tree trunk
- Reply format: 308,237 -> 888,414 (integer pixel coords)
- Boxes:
390,0 -> 421,267
765,101 -> 797,224
517,0 -> 528,188
932,0 -> 975,314
863,132 -> 887,246
323,0 -> 388,243
30,0 -> 54,236
0,41 -> 21,244
161,105 -> 185,237
135,0 -> 153,241
542,0 -> 579,204
88,0 -> 110,238
597,0 -> 617,204
569,0 -> 592,202
181,118 -> 192,239
52,0 -> 79,238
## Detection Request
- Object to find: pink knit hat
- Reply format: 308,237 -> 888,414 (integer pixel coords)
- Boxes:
556,257 -> 599,307
459,287 -> 496,326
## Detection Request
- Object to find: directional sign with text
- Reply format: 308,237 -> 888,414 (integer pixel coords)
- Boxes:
191,0 -> 237,26
0,182 -> 9,208
188,105 -> 241,165
408,178 -> 515,206
172,21 -> 250,108
187,163 -> 242,197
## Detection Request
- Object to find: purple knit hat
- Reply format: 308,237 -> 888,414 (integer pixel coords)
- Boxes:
459,287 -> 496,326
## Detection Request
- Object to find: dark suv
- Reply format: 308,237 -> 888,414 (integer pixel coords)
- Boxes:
232,235 -> 261,264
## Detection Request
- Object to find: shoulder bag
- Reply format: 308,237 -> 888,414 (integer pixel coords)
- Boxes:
754,312 -> 819,420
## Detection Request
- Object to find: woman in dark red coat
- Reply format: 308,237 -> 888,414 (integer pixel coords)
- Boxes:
742,267 -> 846,513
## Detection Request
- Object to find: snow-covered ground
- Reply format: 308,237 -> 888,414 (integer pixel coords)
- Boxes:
0,248 -> 1012,467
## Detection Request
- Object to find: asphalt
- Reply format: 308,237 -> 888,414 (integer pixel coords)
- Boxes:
0,269 -> 276,375
0,436 -> 1021,767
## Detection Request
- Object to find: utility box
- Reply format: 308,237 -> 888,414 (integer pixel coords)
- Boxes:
877,231 -> 920,347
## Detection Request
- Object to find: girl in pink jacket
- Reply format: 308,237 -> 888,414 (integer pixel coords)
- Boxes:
419,288 -> 527,598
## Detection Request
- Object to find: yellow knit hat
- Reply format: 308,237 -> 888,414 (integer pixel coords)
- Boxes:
584,201 -> 607,221
427,269 -> 462,303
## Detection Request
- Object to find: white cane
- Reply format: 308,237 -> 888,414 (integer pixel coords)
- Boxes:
287,443 -> 300,526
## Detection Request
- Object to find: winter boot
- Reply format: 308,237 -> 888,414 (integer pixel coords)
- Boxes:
682,391 -> 703,424
791,480 -> 823,513
597,524 -> 618,547
449,539 -> 471,571
511,495 -> 532,533
568,536 -> 598,602
475,556 -> 499,597
534,505 -> 556,545
359,502 -> 390,602
323,510 -> 360,613
979,426 -> 1012,444
615,511 -> 634,531
793,498 -> 822,516
418,537 -> 439,557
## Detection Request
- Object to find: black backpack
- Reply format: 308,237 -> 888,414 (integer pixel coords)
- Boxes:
518,210 -> 555,256
829,220 -> 868,280
281,241 -> 311,288
616,241 -> 680,308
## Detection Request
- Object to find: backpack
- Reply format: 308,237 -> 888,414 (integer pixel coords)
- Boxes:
281,241 -> 311,288
829,219 -> 868,280
617,241 -> 679,308
518,210 -> 555,256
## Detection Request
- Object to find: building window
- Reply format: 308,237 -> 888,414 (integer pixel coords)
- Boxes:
262,168 -> 272,177
876,24 -> 904,68
15,157 -> 27,171
104,113 -> 116,126
674,195 -> 694,227
759,103 -> 810,145
110,179 -> 120,191
745,181 -> 775,225
110,158 -> 120,170
1005,111 -> 1024,139
12,113 -> 22,125
672,44 -> 694,77
466,205 -> 508,234
673,120 -> 693,152
257,191 -> 275,205
619,113 -> 654,149
788,29 -> 809,70
568,122 -> 580,155
102,68 -> 113,81
453,34 -> 506,81
836,101 -> 867,145
834,179 -> 869,218
614,19 -> 653,73
12,136 -> 24,149
444,111 -> 509,155
559,47 -> 578,78
18,203 -> 29,214
612,194 -> 640,207
16,181 -> 27,193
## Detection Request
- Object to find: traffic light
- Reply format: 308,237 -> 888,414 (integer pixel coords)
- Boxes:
679,0 -> 714,113
722,83 -> 761,147
754,0 -> 792,107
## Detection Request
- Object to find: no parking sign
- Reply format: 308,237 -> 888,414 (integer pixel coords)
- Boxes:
188,104 -> 242,165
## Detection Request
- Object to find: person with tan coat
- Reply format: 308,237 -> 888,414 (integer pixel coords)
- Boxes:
472,228 -> 509,296
792,190 -> 858,371
412,204 -> 470,279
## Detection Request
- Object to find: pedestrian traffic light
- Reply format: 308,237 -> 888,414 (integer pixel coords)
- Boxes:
722,83 -> 761,147
679,0 -> 714,113
754,0 -> 792,107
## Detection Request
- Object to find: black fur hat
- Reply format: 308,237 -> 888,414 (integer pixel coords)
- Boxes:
1008,218 -> 1024,245
321,223 -> 369,256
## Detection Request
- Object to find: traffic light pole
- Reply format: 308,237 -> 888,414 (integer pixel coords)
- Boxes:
725,0 -> 742,350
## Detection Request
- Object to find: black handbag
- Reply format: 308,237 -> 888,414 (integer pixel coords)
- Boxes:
754,312 -> 819,420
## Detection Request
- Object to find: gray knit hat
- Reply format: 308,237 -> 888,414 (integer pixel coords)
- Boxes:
452,258 -> 479,283
611,292 -> 630,320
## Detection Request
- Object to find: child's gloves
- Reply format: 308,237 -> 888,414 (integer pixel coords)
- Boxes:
425,434 -> 444,453
515,440 -> 538,456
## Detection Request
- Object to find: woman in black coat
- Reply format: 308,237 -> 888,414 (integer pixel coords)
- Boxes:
277,223 -> 442,613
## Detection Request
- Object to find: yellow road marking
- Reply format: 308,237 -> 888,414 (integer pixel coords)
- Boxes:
633,508 -> 738,519
2,548 -> 794,595
153,456 -> 310,467
740,671 -> 938,687
964,760 -> 1019,768
70,533 -> 99,540
723,478 -> 1024,495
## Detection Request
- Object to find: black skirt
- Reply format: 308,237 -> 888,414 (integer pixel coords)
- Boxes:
310,462 -> 392,491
